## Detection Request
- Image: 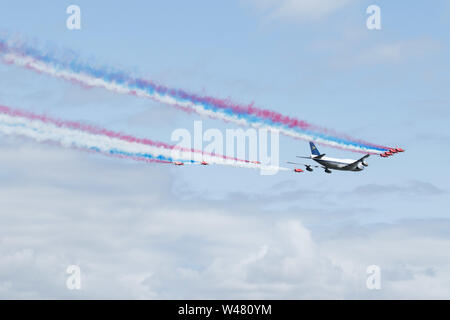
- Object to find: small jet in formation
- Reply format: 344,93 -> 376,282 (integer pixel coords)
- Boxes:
173,159 -> 260,166
288,142 -> 371,174
173,160 -> 209,166
380,147 -> 404,157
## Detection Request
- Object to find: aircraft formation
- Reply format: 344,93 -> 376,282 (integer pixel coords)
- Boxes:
0,33 -> 405,175
173,141 -> 406,175
287,142 -> 405,174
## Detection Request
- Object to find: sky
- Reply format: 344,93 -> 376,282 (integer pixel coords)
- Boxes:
0,0 -> 449,299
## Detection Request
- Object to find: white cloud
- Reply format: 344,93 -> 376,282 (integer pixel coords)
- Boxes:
247,0 -> 354,22
0,139 -> 450,299
352,38 -> 441,65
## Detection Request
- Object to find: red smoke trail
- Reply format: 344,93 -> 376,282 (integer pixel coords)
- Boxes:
0,105 -> 247,163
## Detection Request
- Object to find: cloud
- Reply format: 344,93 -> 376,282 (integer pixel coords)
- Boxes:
311,34 -> 442,69
247,0 -> 354,22
354,180 -> 445,197
1,139 -> 450,299
353,38 -> 441,65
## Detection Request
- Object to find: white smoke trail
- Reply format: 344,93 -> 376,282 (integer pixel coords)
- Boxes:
0,112 -> 288,172
2,53 -> 384,154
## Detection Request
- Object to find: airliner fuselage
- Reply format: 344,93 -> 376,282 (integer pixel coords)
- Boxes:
312,156 -> 365,171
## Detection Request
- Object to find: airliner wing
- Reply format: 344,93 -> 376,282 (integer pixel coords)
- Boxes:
342,154 -> 370,170
287,161 -> 318,167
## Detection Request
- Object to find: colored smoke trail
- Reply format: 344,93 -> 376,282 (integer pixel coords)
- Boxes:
0,36 -> 394,154
0,105 -> 286,172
